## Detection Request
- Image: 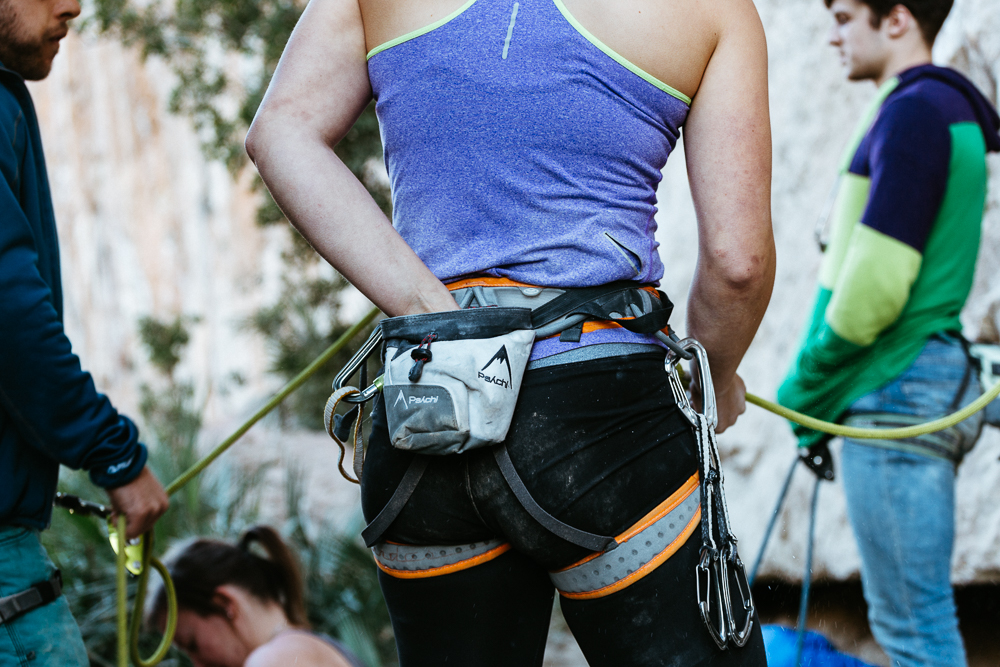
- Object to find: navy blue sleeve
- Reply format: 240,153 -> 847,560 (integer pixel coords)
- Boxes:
859,95 -> 951,253
0,117 -> 147,489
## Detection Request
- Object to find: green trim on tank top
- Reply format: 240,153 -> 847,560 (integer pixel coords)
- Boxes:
552,0 -> 691,105
367,0 -> 479,60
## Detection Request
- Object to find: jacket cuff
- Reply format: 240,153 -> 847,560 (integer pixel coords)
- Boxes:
88,443 -> 148,488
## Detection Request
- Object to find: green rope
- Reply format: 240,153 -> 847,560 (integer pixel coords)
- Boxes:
116,515 -> 128,667
117,307 -> 381,666
746,377 -> 1000,440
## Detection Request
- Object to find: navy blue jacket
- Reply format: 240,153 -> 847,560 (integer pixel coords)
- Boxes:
1,63 -> 147,529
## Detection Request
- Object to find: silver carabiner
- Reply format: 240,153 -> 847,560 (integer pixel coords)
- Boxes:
663,338 -> 717,429
696,547 -> 729,650
333,325 -> 384,403
722,541 -> 755,648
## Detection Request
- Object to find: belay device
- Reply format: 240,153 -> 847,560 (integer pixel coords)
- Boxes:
325,282 -> 754,650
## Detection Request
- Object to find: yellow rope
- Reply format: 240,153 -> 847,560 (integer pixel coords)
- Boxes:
746,377 -> 1000,439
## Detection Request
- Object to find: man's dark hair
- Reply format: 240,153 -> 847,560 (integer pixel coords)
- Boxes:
824,0 -> 953,44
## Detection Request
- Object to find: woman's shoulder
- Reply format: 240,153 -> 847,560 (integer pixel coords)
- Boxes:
245,630 -> 357,667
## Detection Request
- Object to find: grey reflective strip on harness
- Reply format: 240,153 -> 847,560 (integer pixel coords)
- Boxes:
549,488 -> 700,596
0,570 -> 62,626
373,539 -> 508,575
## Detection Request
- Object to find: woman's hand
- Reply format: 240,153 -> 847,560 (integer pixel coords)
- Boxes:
713,374 -> 747,433
690,370 -> 747,434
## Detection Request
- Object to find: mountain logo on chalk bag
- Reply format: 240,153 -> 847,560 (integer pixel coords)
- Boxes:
479,345 -> 513,389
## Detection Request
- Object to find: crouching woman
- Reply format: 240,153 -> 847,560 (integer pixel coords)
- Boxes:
147,526 -> 364,667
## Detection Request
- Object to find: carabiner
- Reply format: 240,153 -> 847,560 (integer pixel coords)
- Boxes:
333,325 -> 384,404
723,541 -> 755,647
696,547 -> 729,650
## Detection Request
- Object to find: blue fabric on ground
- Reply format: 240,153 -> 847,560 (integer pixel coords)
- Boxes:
762,625 -> 877,667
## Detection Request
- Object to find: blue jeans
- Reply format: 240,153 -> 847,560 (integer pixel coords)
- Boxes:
0,526 -> 88,667
841,335 -> 981,667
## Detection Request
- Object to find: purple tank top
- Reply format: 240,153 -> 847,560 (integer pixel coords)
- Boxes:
367,0 -> 691,288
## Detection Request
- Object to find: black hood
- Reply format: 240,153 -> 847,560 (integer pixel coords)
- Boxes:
898,64 -> 1000,153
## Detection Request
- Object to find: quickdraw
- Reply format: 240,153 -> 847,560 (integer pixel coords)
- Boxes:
666,339 -> 755,650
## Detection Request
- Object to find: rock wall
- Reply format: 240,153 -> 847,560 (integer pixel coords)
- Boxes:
28,0 -> 1000,583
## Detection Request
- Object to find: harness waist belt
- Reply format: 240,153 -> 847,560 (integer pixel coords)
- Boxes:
0,570 -> 62,626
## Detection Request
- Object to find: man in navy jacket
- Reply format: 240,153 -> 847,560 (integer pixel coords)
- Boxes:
0,0 -> 169,662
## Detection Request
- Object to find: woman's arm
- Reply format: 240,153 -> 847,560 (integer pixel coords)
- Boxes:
683,0 -> 776,432
245,0 -> 457,317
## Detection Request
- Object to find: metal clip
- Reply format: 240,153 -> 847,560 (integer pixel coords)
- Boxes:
696,547 -> 729,650
723,541 -> 755,648
107,521 -> 145,575
668,338 -> 755,650
333,325 -> 384,404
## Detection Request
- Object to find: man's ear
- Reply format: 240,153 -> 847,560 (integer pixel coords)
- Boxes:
884,3 -> 917,39
212,585 -> 241,622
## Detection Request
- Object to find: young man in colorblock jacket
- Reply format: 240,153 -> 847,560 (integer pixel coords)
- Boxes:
0,0 -> 169,663
778,1 -> 999,665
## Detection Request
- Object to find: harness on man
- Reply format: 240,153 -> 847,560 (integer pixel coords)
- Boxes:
325,280 -> 754,649
0,570 -> 62,627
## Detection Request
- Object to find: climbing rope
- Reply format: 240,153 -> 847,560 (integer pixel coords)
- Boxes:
62,307 -> 996,665
746,379 -> 1000,439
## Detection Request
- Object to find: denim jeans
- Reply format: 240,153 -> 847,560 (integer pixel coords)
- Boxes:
0,526 -> 88,667
841,335 -> 981,667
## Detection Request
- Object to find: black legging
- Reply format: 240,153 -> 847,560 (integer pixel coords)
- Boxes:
361,353 -> 766,666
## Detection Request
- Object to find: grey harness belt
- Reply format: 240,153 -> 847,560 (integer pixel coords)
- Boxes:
0,570 -> 62,626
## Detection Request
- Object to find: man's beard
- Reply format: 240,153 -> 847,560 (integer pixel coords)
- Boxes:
0,0 -> 56,80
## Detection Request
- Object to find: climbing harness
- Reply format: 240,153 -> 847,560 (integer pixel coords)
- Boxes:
327,280 -> 681,552
0,569 -> 62,627
326,283 -> 757,649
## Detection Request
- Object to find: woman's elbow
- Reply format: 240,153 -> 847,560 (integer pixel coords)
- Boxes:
709,244 -> 776,296
244,115 -> 268,166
